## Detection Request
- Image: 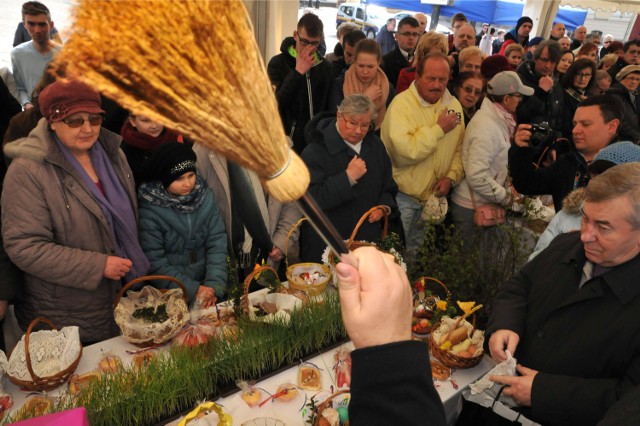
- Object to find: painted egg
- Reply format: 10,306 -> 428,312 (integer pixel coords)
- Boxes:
337,406 -> 348,424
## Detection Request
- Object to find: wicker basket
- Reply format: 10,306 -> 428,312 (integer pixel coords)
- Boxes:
8,317 -> 83,391
413,277 -> 451,318
240,265 -> 309,318
312,389 -> 350,426
113,275 -> 190,347
285,217 -> 331,296
429,316 -> 483,369
326,205 -> 397,267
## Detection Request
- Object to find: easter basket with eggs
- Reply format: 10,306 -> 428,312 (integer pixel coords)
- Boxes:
411,277 -> 455,336
429,302 -> 485,369
286,218 -> 332,296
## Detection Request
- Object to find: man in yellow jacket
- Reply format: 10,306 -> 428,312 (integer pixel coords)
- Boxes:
381,52 -> 464,255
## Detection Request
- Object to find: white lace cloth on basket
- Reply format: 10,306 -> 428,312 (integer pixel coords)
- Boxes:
6,326 -> 80,381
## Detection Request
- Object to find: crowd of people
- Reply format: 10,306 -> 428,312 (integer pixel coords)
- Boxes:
2,1 -> 640,425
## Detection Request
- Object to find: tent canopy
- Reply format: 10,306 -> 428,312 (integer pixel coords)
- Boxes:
370,0 -> 588,30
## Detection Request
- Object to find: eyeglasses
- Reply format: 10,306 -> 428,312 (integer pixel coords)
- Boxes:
507,93 -> 523,98
624,76 -> 640,82
398,32 -> 420,37
461,86 -> 483,96
576,72 -> 593,79
340,116 -> 372,132
627,49 -> 640,55
298,36 -> 321,47
62,115 -> 104,128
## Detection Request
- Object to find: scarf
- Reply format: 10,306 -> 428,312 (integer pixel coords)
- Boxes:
138,175 -> 208,214
343,66 -> 389,130
120,121 -> 184,153
565,87 -> 587,103
54,134 -> 150,283
492,101 -> 517,138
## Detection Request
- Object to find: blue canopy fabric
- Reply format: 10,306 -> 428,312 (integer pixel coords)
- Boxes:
370,0 -> 587,30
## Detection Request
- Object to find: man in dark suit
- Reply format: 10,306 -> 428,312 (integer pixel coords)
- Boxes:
380,16 -> 420,89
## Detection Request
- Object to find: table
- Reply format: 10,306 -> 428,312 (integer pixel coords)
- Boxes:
211,343 -> 494,426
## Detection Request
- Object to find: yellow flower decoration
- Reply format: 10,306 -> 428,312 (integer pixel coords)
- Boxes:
457,301 -> 483,317
436,300 -> 447,311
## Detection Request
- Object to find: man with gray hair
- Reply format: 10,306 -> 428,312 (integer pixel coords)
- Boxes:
476,162 -> 640,425
299,94 -> 398,262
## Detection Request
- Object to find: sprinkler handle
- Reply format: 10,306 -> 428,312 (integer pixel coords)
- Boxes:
296,193 -> 359,268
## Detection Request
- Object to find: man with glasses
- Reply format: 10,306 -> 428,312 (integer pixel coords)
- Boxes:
10,1 -> 62,110
381,16 -> 420,89
299,94 -> 398,262
607,65 -> 640,143
515,40 -> 566,139
509,95 -> 622,212
607,39 -> 640,81
381,52 -> 464,255
268,13 -> 332,154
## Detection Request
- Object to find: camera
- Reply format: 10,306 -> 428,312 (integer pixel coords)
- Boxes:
529,122 -> 554,152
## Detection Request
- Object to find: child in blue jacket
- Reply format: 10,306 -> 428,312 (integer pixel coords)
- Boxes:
138,142 -> 227,308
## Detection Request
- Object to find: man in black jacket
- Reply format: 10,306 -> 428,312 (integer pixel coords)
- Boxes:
516,39 -> 566,139
607,39 -> 640,81
380,16 -> 420,89
484,163 -> 640,425
509,95 -> 622,212
267,13 -> 332,154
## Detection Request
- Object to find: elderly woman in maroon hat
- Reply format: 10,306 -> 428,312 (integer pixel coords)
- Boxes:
2,79 -> 149,344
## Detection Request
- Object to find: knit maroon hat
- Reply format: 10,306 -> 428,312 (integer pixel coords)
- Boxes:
481,55 -> 511,80
39,79 -> 105,122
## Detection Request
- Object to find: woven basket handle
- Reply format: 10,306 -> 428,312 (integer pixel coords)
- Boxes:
24,317 -> 57,383
416,277 -> 452,302
314,389 -> 350,424
348,205 -> 388,243
113,275 -> 189,308
285,217 -> 307,268
240,265 -> 279,315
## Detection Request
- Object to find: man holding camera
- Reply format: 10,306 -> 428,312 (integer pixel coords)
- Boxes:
515,40 -> 566,140
509,95 -> 622,212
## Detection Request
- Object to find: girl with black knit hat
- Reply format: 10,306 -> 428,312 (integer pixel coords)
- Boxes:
498,16 -> 533,56
137,142 -> 228,309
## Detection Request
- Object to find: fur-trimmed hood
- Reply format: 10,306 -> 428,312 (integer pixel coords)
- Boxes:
4,117 -> 123,165
561,187 -> 585,215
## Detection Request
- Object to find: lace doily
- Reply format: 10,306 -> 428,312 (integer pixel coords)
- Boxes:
114,285 -> 189,345
7,326 -> 81,381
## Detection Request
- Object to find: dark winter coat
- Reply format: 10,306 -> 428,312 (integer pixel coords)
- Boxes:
138,186 -> 228,300
606,83 -> 640,143
267,37 -> 333,154
381,47 -> 410,89
508,144 -> 590,212
516,60 -> 566,139
299,116 -> 398,262
488,232 -> 640,425
350,341 -> 447,425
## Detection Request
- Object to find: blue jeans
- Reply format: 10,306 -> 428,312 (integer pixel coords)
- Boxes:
396,192 -> 424,256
